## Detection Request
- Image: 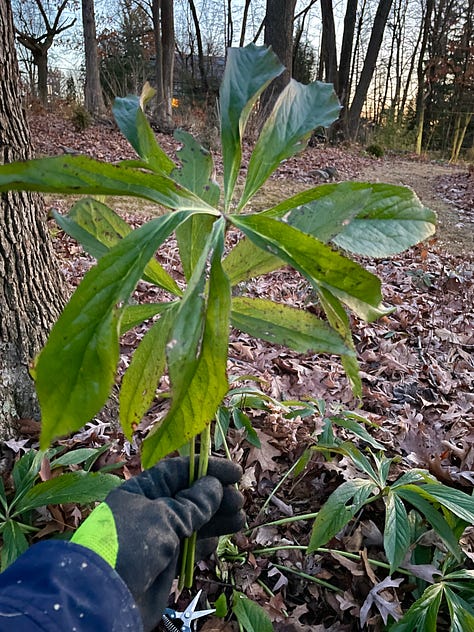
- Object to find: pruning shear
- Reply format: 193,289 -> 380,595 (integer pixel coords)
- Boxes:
162,590 -> 216,632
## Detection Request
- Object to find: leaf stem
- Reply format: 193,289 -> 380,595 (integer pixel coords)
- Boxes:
272,562 -> 344,593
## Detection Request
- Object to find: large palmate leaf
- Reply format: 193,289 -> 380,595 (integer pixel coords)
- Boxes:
220,44 -> 283,209
230,214 -> 384,319
141,219 -> 230,466
0,155 -> 217,213
33,211 -> 198,447
112,85 -> 176,174
231,296 -> 351,356
238,80 -> 341,210
60,199 -> 181,295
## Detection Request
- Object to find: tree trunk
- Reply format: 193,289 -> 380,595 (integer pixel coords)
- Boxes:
347,0 -> 394,138
260,0 -> 297,116
82,0 -> 106,116
414,0 -> 434,154
320,0 -> 338,91
152,0 -> 174,130
338,0 -> 357,107
34,49 -> 49,106
188,0 -> 209,97
0,0 -> 66,438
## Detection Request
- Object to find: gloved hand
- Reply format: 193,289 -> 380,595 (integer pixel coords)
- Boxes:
71,456 -> 245,631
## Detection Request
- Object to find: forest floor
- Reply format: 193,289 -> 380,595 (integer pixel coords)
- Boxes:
21,112 -> 474,631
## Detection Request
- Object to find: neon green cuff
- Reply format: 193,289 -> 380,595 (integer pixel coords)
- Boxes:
71,503 -> 119,568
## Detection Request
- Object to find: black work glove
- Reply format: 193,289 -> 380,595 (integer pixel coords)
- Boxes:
71,456 -> 244,631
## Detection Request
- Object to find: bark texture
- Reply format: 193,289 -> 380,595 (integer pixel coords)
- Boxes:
0,0 -> 65,438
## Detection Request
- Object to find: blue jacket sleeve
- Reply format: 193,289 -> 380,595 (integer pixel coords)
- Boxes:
0,540 -> 143,631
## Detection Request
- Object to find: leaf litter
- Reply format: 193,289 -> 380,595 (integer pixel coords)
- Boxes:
16,112 -> 474,630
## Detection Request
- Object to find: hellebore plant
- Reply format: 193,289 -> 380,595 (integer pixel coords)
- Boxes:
0,44 -> 436,585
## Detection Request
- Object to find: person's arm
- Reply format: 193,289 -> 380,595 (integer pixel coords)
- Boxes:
0,540 -> 142,631
0,456 -> 244,632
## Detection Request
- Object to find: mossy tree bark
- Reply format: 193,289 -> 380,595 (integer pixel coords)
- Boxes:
0,0 -> 66,438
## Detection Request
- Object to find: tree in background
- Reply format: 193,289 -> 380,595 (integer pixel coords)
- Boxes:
82,0 -> 106,116
14,0 -> 76,105
99,0 -> 153,100
152,0 -> 174,130
0,0 -> 65,438
260,0 -> 297,114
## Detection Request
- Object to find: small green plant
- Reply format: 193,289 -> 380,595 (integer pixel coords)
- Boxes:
70,103 -> 92,131
0,447 -> 121,570
366,143 -> 385,157
306,443 -> 474,628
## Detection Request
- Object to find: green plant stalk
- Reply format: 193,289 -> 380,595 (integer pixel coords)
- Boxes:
272,563 -> 344,593
179,437 -> 196,590
244,512 -> 319,535
255,458 -> 301,521
253,545 -> 413,577
183,425 -> 212,588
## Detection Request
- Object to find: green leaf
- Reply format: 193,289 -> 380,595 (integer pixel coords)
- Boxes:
0,156 -> 218,213
220,44 -> 284,209
172,130 -> 220,279
384,492 -> 410,573
16,472 -> 122,513
11,450 -> 45,497
112,91 -> 176,174
165,228 -> 213,400
332,183 -> 437,256
391,469 -> 433,488
330,416 -> 385,450
395,487 -> 462,559
229,215 -> 384,320
287,183 -> 373,243
120,306 -> 176,439
231,296 -> 351,356
308,479 -> 377,552
390,583 -> 444,632
444,586 -> 474,632
173,129 -> 220,206
223,236 -> 281,285
232,590 -> 274,632
141,219 -> 231,466
176,215 -> 217,281
34,212 -> 191,448
338,443 -> 380,482
50,448 -> 103,468
266,181 -> 436,256
239,80 -> 340,210
317,287 -> 362,395
410,483 -> 474,524
120,302 -> 176,334
65,199 -> 182,295
233,409 -> 261,448
1,520 -> 29,571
